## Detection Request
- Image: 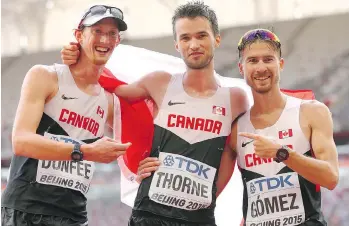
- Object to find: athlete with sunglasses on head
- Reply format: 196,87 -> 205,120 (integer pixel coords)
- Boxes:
137,29 -> 340,226
234,29 -> 339,226
1,5 -> 130,226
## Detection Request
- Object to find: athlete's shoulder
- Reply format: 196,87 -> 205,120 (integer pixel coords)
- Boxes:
26,64 -> 57,79
228,86 -> 247,98
20,64 -> 58,99
301,100 -> 329,114
300,100 -> 331,120
24,64 -> 58,85
228,87 -> 249,115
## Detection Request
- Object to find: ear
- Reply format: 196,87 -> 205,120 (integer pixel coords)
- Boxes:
214,34 -> 221,48
115,34 -> 121,46
74,29 -> 83,44
279,58 -> 285,71
174,40 -> 180,52
238,62 -> 244,77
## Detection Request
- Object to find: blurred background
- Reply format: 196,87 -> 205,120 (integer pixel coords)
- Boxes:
2,0 -> 349,225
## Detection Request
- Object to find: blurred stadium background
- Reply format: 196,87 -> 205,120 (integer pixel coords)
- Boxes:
2,0 -> 349,225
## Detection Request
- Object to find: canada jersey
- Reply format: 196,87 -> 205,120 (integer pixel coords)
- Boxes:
133,73 -> 232,223
1,64 -> 109,222
236,96 -> 326,226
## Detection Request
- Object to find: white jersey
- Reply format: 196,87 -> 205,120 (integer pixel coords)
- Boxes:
236,96 -> 325,226
35,64 -> 109,195
134,73 -> 233,223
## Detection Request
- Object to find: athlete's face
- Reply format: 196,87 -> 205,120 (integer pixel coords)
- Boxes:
239,41 -> 284,94
76,18 -> 120,65
174,17 -> 220,70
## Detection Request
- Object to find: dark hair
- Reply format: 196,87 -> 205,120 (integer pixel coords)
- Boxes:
172,1 -> 219,39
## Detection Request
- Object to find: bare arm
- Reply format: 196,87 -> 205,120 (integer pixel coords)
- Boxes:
113,71 -> 172,104
12,65 -> 82,160
12,65 -> 129,163
283,101 -> 339,190
60,43 -> 171,105
216,89 -> 248,197
106,91 -> 114,129
216,122 -> 238,197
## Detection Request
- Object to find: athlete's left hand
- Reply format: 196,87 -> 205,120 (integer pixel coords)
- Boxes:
136,157 -> 160,184
239,132 -> 282,158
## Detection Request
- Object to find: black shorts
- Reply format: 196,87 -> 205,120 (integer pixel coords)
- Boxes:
129,210 -> 216,226
1,207 -> 88,226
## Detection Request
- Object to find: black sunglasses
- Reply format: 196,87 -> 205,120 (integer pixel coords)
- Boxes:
78,5 -> 124,29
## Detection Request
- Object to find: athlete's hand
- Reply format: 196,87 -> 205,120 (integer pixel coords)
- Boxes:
83,136 -> 131,163
239,132 -> 282,158
136,157 -> 160,183
61,42 -> 80,65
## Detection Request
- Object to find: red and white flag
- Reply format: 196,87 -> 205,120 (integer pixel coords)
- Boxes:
213,106 -> 226,116
279,129 -> 293,139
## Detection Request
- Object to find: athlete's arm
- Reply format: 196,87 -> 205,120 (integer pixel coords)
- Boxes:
106,91 -> 114,130
113,71 -> 172,103
216,122 -> 238,197
12,65 -> 129,162
239,101 -> 339,190
216,146 -> 236,197
60,43 -> 171,103
216,88 -> 248,196
282,101 -> 339,190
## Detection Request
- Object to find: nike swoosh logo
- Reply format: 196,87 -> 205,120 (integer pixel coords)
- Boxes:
168,100 -> 185,106
242,140 -> 254,147
61,94 -> 78,100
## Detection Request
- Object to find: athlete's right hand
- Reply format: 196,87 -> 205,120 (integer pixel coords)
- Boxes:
83,137 -> 131,163
136,157 -> 160,183
61,42 -> 80,65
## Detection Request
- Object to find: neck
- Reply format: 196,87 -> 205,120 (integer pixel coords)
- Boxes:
251,86 -> 287,114
69,54 -> 104,86
183,62 -> 217,92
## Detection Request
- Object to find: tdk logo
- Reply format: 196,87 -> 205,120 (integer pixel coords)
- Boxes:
254,175 -> 294,192
174,156 -> 210,179
163,155 -> 175,167
50,135 -> 80,144
250,182 -> 256,194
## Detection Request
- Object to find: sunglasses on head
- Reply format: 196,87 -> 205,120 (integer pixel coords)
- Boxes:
237,29 -> 281,51
78,5 -> 124,29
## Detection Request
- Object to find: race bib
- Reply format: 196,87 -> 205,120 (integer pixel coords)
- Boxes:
149,152 -> 216,211
36,133 -> 95,195
245,172 -> 305,226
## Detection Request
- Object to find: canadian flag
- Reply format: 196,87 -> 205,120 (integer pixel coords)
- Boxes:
213,106 -> 226,116
96,106 -> 104,119
279,129 -> 293,139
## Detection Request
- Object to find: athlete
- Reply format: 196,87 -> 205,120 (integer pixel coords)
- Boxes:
235,28 -> 339,226
1,5 -> 130,226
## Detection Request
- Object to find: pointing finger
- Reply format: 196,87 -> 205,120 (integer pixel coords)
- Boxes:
238,132 -> 260,140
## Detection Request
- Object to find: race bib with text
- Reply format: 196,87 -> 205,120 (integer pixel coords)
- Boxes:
36,133 -> 95,195
245,172 -> 305,226
149,152 -> 216,211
